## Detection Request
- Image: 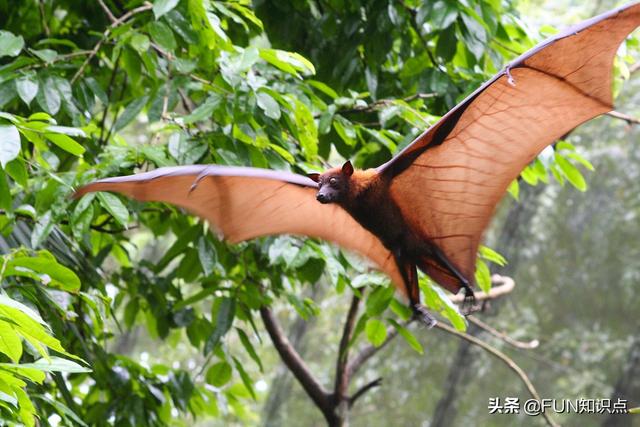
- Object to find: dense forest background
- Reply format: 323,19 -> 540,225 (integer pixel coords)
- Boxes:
0,0 -> 638,426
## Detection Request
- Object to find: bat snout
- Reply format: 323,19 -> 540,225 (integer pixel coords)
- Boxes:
316,193 -> 330,204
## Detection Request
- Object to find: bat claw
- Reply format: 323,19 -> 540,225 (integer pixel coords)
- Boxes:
505,66 -> 516,86
460,287 -> 480,315
412,304 -> 437,328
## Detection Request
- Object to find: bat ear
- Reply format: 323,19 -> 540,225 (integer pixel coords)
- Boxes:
342,161 -> 354,177
307,173 -> 321,182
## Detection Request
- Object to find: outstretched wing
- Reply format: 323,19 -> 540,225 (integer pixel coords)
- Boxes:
75,165 -> 405,294
379,3 -> 640,292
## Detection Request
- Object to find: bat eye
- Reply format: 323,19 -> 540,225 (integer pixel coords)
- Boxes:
329,177 -> 338,186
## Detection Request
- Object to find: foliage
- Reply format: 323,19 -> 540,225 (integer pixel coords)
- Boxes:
0,0 -> 632,425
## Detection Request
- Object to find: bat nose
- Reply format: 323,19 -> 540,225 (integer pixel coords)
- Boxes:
316,193 -> 328,203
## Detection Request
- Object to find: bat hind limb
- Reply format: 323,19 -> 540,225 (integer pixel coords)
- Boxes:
461,286 -> 479,316
412,304 -> 437,328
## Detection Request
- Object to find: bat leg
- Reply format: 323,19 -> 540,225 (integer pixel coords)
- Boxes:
431,246 -> 477,315
395,251 -> 437,328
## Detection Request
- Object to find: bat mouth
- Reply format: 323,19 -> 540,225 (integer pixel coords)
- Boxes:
316,194 -> 333,204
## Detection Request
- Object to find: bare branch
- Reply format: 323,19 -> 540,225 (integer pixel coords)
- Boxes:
606,110 -> 640,126
98,0 -> 118,24
347,320 -> 407,379
259,307 -> 333,418
71,2 -> 153,84
434,322 -> 559,427
449,274 -> 515,304
334,292 -> 363,400
630,61 -> 640,75
39,0 -> 50,36
467,315 -> 539,350
349,377 -> 383,407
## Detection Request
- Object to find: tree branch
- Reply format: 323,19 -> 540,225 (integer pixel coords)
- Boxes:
606,110 -> 640,126
259,306 -> 334,420
71,2 -> 153,84
349,275 -> 517,378
434,322 -> 559,427
349,377 -> 382,407
98,0 -> 118,24
347,320 -> 406,379
449,274 -> 515,304
334,292 -> 363,401
467,315 -> 539,350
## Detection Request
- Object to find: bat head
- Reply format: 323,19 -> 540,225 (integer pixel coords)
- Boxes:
308,161 -> 354,204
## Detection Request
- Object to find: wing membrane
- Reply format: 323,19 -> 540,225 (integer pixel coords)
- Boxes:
76,165 -> 405,295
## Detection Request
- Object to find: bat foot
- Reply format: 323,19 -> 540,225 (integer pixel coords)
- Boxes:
412,304 -> 437,328
461,286 -> 479,315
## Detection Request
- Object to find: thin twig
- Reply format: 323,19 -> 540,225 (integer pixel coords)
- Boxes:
39,0 -> 50,36
98,0 -> 118,24
434,322 -> 559,427
606,110 -> 640,126
467,315 -> 539,350
349,377 -> 382,407
630,62 -> 640,75
347,320 -> 406,379
98,50 -> 121,145
71,2 -> 153,84
334,292 -> 363,400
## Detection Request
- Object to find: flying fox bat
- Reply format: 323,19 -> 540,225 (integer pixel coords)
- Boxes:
75,3 -> 640,326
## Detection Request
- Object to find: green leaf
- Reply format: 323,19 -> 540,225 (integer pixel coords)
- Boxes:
197,236 -> 217,276
236,328 -> 263,372
205,297 -> 235,354
293,99 -> 317,160
365,286 -> 394,316
0,169 -> 10,211
555,153 -> 586,191
333,116 -> 356,146
259,48 -> 315,77
0,319 -> 22,362
232,356 -> 256,400
14,357 -> 90,373
387,319 -> 423,354
97,192 -> 130,227
44,132 -> 85,156
0,124 -> 20,168
113,95 -> 149,131
31,211 -> 54,248
9,253 -> 81,292
153,0 -> 179,19
475,259 -> 491,293
256,91 -> 280,120
205,361 -> 232,387
129,33 -> 151,53
36,78 -> 61,115
436,25 -> 457,61
30,48 -> 57,63
0,295 -> 46,326
507,179 -> 519,200
365,318 -> 387,347
5,159 -> 27,187
148,21 -> 177,51
15,75 -> 38,105
0,31 -> 24,57
479,246 -> 507,266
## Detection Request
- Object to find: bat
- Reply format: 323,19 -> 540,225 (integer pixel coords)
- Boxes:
75,3 -> 640,326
